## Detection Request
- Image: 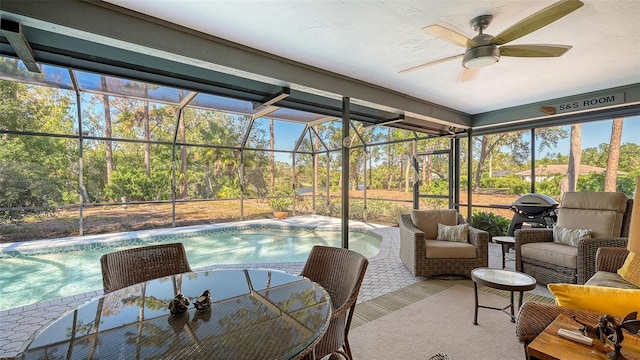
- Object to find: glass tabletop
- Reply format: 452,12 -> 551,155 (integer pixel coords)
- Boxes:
471,268 -> 537,288
17,269 -> 331,360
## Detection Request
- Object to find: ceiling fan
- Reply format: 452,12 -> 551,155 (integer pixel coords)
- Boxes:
400,0 -> 584,81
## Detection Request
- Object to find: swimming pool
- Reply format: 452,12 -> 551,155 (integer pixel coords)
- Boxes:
0,224 -> 381,311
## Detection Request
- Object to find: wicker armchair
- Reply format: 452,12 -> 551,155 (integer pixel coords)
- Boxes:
100,242 -> 192,293
399,210 -> 489,277
300,245 -> 369,360
515,247 -> 636,350
515,193 -> 632,285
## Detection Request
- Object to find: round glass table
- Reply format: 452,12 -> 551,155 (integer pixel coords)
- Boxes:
17,269 -> 331,360
470,267 -> 536,325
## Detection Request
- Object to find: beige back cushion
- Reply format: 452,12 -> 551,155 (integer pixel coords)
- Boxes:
411,209 -> 458,239
556,192 -> 628,238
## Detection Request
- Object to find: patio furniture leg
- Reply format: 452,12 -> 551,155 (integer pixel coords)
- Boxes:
473,281 -> 479,325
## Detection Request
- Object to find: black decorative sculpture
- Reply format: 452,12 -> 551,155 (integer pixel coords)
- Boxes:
596,312 -> 640,359
168,293 -> 191,314
573,315 -> 600,338
194,289 -> 212,311
573,312 -> 640,359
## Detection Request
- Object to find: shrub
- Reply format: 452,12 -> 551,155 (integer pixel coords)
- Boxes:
268,197 -> 291,212
470,211 -> 511,237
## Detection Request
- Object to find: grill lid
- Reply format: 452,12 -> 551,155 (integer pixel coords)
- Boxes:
512,193 -> 558,207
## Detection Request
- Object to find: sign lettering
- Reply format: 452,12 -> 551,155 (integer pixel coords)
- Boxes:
541,92 -> 625,115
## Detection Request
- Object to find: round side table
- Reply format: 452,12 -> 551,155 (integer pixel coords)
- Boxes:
493,236 -> 515,269
470,267 -> 536,325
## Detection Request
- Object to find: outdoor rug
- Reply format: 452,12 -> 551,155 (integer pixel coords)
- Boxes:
349,285 -> 528,360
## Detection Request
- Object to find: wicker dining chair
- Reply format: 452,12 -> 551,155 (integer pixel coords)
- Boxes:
100,242 -> 192,293
300,245 -> 369,360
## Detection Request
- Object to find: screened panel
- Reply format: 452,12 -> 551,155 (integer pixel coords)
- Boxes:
294,153 -> 314,215
80,93 -> 176,141
183,108 -> 249,147
296,128 -> 315,153
74,70 -> 184,104
83,203 -> 173,235
389,127 -> 417,142
468,130 -> 532,225
417,152 -> 449,210
176,146 -> 241,201
0,58 -> 74,90
268,107 -> 327,123
0,80 -> 77,135
175,200 -> 241,225
189,92 -> 255,114
360,124 -> 392,146
242,149 -> 271,198
0,134 -> 78,206
0,133 -> 79,240
313,120 -> 342,152
417,136 -> 451,152
82,140 -> 172,204
245,118 -> 306,151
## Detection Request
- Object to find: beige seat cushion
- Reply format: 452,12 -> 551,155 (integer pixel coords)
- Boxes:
557,192 -> 628,238
424,240 -> 477,259
411,209 -> 458,239
521,242 -> 577,269
586,271 -> 640,290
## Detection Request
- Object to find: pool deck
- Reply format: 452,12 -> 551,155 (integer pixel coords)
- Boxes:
0,216 -> 544,359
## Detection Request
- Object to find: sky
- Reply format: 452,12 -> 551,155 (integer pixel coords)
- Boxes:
539,115 -> 640,158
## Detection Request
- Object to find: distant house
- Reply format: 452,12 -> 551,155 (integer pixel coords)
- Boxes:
490,170 -> 516,178
514,164 -> 623,182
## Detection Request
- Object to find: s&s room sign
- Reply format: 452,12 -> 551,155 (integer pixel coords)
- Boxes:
540,92 -> 625,115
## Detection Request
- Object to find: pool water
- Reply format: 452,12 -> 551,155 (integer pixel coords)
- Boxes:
0,228 -> 380,311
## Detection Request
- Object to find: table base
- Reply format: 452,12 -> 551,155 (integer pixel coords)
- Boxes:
472,282 -> 524,325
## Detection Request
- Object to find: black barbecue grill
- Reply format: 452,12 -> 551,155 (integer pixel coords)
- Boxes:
506,193 -> 559,236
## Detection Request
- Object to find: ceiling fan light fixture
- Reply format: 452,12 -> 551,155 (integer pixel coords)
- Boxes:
463,46 -> 500,69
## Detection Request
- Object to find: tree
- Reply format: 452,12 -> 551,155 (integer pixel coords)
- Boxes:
100,75 -> 114,185
473,132 -> 527,191
565,124 -> 582,193
178,91 -> 188,199
604,118 -> 623,192
270,118 -> 275,189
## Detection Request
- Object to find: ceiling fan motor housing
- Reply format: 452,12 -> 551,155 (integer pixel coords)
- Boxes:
463,43 -> 500,69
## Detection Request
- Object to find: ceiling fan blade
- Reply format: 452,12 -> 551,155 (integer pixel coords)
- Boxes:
424,25 -> 475,48
458,68 -> 480,82
492,0 -> 583,45
399,54 -> 463,74
499,44 -> 572,57
500,45 -> 572,57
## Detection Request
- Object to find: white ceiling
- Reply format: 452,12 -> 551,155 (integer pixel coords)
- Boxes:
105,0 -> 640,115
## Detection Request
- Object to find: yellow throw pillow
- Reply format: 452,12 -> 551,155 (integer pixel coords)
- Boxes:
618,252 -> 640,288
436,223 -> 469,243
548,283 -> 640,318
